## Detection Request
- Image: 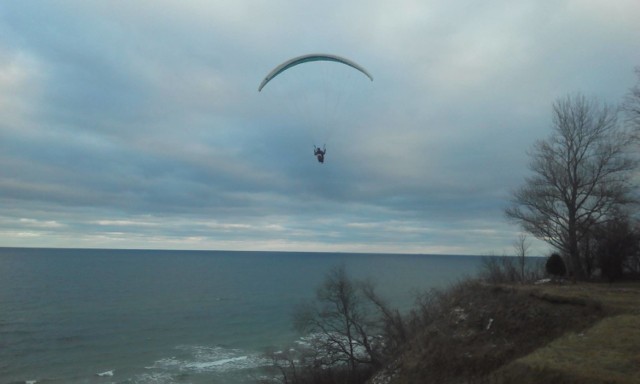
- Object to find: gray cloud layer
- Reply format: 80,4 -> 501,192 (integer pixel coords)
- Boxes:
1,0 -> 639,254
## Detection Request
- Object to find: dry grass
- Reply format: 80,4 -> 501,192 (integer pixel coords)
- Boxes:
494,314 -> 640,384
492,282 -> 640,384
522,282 -> 640,315
387,280 -> 607,384
370,280 -> 640,384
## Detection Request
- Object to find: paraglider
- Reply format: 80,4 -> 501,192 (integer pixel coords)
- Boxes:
258,54 -> 373,164
258,53 -> 373,92
314,145 -> 326,163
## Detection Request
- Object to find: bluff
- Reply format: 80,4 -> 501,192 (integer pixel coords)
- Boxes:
370,281 -> 640,384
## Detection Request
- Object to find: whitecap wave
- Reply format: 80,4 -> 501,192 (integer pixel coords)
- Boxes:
131,371 -> 180,384
148,345 -> 269,374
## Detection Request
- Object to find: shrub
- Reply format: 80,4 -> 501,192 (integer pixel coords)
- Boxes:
480,255 -> 544,284
545,253 -> 566,278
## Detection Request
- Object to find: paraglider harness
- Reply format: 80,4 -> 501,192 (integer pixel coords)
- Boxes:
314,145 -> 326,164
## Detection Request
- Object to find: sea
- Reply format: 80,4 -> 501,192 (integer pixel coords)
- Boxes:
0,248 -> 486,384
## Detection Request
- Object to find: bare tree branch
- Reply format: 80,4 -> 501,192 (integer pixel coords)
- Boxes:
506,94 -> 638,279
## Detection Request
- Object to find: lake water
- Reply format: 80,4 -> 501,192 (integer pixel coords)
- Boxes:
0,248 -> 484,383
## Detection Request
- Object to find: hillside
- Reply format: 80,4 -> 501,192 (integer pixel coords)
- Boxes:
371,281 -> 640,384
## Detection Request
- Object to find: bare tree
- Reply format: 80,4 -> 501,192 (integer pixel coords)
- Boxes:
623,67 -> 640,132
360,279 -> 407,356
293,265 -> 382,380
263,347 -> 301,384
513,233 -> 531,283
506,94 -> 637,279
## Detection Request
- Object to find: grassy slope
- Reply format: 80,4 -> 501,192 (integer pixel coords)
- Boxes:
384,281 -> 640,384
494,283 -> 640,384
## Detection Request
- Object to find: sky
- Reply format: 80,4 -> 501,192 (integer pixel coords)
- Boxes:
1,1 -> 639,255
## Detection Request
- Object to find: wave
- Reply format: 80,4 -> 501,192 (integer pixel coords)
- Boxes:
146,345 -> 270,374
128,371 -> 181,384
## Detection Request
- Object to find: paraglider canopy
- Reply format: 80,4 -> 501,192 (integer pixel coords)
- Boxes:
257,53 -> 373,164
258,53 -> 373,92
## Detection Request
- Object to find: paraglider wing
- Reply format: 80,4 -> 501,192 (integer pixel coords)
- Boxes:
258,53 -> 373,92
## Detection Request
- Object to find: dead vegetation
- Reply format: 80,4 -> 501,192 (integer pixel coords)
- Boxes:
383,280 -> 607,384
265,264 -> 640,384
491,283 -> 640,384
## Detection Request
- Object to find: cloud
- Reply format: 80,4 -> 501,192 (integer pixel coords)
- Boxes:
0,0 -> 639,255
